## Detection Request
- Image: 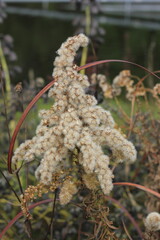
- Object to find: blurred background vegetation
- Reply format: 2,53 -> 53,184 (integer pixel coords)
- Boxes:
2,0 -> 160,84
0,1 -> 160,239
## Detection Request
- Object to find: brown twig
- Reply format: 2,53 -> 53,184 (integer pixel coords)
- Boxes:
43,190 -> 58,240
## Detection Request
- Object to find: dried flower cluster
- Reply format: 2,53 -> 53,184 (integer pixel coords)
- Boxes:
12,34 -> 136,205
80,191 -> 120,240
21,171 -> 70,219
59,179 -> 78,205
82,173 -> 99,190
144,212 -> 160,232
91,73 -> 113,99
90,70 -> 140,100
91,71 -> 160,103
20,183 -> 48,219
153,83 -> 160,103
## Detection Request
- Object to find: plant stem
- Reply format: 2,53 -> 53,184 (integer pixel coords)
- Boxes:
0,64 -> 11,141
0,41 -> 11,92
43,189 -> 58,240
0,168 -> 21,203
15,171 -> 24,195
80,5 -> 91,75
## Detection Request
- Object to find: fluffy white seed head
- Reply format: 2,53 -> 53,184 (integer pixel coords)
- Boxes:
144,212 -> 160,231
59,180 -> 78,205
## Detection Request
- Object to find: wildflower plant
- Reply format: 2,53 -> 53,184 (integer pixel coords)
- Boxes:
11,34 -> 137,218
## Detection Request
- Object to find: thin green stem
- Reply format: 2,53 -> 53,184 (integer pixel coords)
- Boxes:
80,5 -> 91,75
0,41 -> 11,92
0,64 -> 11,141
